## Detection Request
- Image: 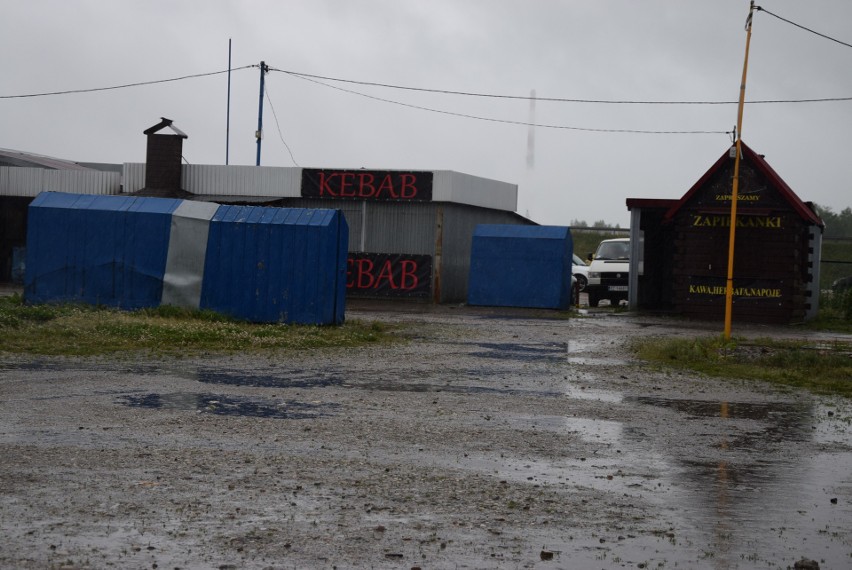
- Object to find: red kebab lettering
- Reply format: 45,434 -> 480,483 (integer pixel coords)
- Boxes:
347,258 -> 420,291
318,172 -> 419,199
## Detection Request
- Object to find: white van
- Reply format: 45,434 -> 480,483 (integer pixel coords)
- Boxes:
585,238 -> 629,307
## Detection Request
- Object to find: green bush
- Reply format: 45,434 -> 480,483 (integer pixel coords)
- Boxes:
821,287 -> 852,321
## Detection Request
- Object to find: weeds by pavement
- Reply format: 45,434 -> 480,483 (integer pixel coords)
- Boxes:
0,294 -> 394,357
635,334 -> 852,398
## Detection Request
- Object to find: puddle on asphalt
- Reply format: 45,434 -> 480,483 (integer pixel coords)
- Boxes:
440,406 -> 852,569
196,370 -> 344,389
653,449 -> 852,569
567,338 -> 598,353
189,369 -> 564,399
356,379 -> 564,398
565,355 -> 631,365
410,413 -> 671,500
108,367 -> 850,567
469,342 -> 567,362
443,401 -> 852,568
634,396 -> 809,421
194,367 -> 620,402
565,338 -> 631,365
0,361 -> 161,375
118,393 -> 339,419
618,396 -> 852,568
563,383 -> 623,402
632,396 -> 817,444
563,416 -> 624,444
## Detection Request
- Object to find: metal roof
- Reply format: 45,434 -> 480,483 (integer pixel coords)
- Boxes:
631,141 -> 823,227
142,117 -> 188,138
0,148 -> 93,170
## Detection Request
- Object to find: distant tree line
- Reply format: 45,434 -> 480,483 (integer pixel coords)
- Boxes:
814,205 -> 852,238
569,219 -> 621,229
569,206 -> 850,238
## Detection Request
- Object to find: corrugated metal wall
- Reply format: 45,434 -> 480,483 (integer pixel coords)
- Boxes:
0,167 -> 120,197
295,200 -> 438,255
276,199 -> 530,303
440,204 -> 533,303
124,164 -> 303,198
123,163 -> 145,193
3,165 -> 517,211
363,202 -> 437,255
433,170 -> 518,213
25,192 -> 180,308
183,165 -> 302,197
201,205 -> 347,324
121,165 -> 517,212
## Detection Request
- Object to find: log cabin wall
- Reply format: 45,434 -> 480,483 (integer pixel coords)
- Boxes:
670,153 -> 815,324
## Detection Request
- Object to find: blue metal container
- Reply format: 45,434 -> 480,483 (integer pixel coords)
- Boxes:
25,192 -> 179,308
467,224 -> 573,309
201,205 -> 347,325
24,192 -> 348,324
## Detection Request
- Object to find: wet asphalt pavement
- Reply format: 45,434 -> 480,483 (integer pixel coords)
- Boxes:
1,305 -> 851,569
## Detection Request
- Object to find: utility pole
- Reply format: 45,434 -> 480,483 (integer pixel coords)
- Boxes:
724,1 -> 757,339
226,39 -> 232,165
255,61 -> 268,166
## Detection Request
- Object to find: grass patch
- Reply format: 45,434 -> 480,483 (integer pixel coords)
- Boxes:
0,294 -> 396,357
634,335 -> 852,398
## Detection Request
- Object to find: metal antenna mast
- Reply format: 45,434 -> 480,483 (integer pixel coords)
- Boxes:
226,39 -> 232,165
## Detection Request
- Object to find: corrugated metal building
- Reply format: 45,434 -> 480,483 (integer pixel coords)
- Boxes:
124,164 -> 535,303
128,163 -> 529,303
2,155 -> 532,302
0,150 -> 122,284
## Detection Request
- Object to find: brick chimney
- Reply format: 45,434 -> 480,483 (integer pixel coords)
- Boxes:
139,118 -> 190,197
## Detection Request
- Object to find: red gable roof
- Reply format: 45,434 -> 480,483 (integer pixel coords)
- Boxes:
662,141 -> 823,227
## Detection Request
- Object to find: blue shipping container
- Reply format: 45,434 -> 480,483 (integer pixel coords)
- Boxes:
24,192 -> 348,324
25,192 -> 179,308
467,224 -> 573,309
201,205 -> 348,325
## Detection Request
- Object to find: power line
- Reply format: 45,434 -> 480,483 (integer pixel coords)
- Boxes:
3,62 -> 848,107
272,67 -> 852,106
263,82 -> 300,167
274,69 -> 731,135
0,66 -> 256,99
757,6 -> 852,50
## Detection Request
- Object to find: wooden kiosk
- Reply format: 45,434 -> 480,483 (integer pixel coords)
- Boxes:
627,142 -> 824,324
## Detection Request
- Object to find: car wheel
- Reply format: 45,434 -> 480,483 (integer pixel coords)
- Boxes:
574,274 -> 587,292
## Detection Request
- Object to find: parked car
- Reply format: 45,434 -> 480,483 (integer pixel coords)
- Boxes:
585,238 -> 629,307
572,253 -> 589,292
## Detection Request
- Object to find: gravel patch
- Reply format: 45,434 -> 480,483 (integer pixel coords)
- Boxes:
1,306 -> 851,569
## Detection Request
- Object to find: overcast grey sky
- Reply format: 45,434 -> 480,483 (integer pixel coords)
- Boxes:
2,0 -> 850,227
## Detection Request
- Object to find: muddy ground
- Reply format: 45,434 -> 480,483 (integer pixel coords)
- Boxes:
1,303 -> 851,570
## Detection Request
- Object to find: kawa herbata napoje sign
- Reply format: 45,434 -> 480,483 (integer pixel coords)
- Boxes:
302,169 -> 433,202
686,276 -> 785,303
